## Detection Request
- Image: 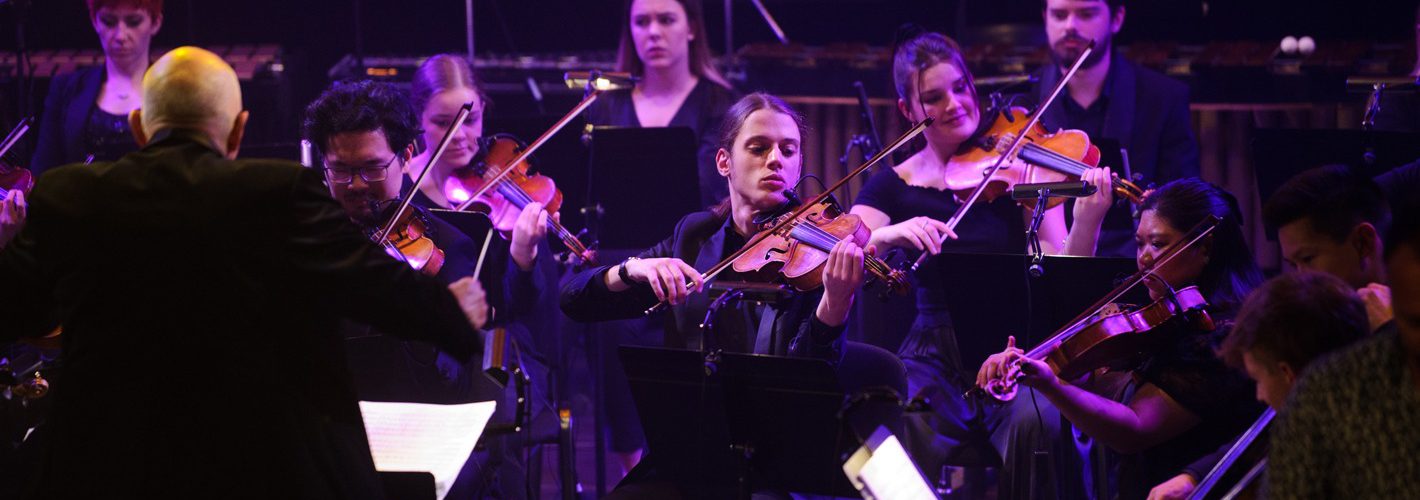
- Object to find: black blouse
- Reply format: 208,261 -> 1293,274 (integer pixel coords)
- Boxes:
853,167 -> 1025,318
584,79 -> 738,208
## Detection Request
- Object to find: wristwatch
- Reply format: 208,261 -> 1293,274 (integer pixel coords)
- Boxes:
618,257 -> 640,283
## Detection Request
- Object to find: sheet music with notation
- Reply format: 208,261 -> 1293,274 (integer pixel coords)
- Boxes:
359,400 -> 497,500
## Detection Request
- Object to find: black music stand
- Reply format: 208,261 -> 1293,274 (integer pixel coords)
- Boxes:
921,252 -> 1144,374
586,126 -> 699,250
618,346 -> 861,498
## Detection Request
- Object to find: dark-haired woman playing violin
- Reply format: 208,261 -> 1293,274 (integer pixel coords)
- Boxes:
561,92 -> 906,499
977,178 -> 1265,499
848,30 -> 1117,498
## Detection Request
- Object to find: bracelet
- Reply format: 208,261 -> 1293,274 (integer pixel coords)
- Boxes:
618,257 -> 640,283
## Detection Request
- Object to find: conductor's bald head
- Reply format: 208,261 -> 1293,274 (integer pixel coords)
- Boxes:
129,46 -> 250,158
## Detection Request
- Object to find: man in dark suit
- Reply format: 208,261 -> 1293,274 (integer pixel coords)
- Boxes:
0,47 -> 487,499
1031,0 -> 1201,258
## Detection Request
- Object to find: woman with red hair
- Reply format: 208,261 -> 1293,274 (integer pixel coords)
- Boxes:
29,0 -> 164,175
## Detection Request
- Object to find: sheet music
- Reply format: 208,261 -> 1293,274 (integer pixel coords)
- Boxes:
359,400 -> 497,500
843,430 -> 936,500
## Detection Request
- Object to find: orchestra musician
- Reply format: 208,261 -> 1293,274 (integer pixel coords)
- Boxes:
1028,0 -> 1202,258
560,92 -> 906,499
0,47 -> 487,498
848,29 -> 1116,492
584,0 -> 738,470
1267,198 -> 1420,498
585,0 -> 739,209
1145,271 -> 1370,499
30,0 -> 164,175
975,178 -> 1265,499
301,78 -> 544,498
400,56 -> 561,488
1264,165 -> 1395,331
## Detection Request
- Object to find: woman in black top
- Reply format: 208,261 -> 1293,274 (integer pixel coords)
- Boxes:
848,31 -> 1115,494
977,178 -> 1266,499
585,0 -> 738,208
31,0 -> 163,175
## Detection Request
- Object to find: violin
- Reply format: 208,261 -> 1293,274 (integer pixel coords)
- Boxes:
0,118 -> 35,199
442,72 -> 626,266
947,106 -> 1146,210
734,197 -> 908,294
979,214 -> 1222,402
983,286 -> 1212,401
445,134 -> 595,264
368,201 -> 445,276
364,102 -> 484,277
645,116 -> 935,314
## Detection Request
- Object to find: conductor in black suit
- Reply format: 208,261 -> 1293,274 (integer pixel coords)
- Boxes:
1030,0 -> 1201,258
0,47 -> 488,499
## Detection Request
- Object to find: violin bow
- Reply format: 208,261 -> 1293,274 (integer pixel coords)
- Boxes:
644,116 -> 934,315
372,102 -> 474,243
452,73 -> 613,213
0,118 -> 32,161
0,118 -> 34,199
911,40 -> 1096,271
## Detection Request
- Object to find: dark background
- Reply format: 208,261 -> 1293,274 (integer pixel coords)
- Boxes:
3,0 -> 1416,119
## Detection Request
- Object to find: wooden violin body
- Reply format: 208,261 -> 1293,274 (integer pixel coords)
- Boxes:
733,199 -> 909,295
448,134 -> 595,264
370,202 -> 446,276
987,286 -> 1213,401
947,107 -> 1146,209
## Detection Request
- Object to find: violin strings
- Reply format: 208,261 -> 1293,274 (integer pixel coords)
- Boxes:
494,178 -> 586,254
1020,143 -> 1088,176
790,222 -> 895,281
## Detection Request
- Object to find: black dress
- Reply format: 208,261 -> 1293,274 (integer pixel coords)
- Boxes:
1113,322 -> 1264,499
853,167 -> 1024,374
584,79 -> 738,208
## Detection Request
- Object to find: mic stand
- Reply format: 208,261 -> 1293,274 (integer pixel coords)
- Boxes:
1013,181 -> 1096,278
840,81 -> 892,175
1025,189 -> 1050,278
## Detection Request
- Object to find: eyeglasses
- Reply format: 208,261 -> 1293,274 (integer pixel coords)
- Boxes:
322,154 -> 400,184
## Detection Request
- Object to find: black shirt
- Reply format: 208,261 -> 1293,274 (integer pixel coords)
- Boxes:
1062,92 -> 1109,142
584,79 -> 739,208
1114,320 -> 1265,499
852,167 -> 1025,321
560,210 -> 845,361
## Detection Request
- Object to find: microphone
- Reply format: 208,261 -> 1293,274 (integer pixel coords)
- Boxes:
1010,181 -> 1098,200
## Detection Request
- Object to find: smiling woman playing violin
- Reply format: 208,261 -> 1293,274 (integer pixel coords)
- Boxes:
560,92 -> 906,498
850,30 -> 1118,494
976,178 -> 1265,499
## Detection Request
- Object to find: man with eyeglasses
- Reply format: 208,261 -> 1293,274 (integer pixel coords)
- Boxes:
302,78 -> 552,498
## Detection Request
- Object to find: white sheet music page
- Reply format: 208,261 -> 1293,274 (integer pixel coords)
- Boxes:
843,429 -> 936,500
359,400 -> 497,500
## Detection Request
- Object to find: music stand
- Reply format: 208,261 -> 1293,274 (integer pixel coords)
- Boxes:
619,346 -> 861,498
587,126 -> 699,250
922,252 -> 1144,374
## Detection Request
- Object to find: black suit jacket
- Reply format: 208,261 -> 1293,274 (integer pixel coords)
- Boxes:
1031,53 -> 1201,257
0,129 -> 480,499
29,66 -> 106,176
559,210 -> 844,361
